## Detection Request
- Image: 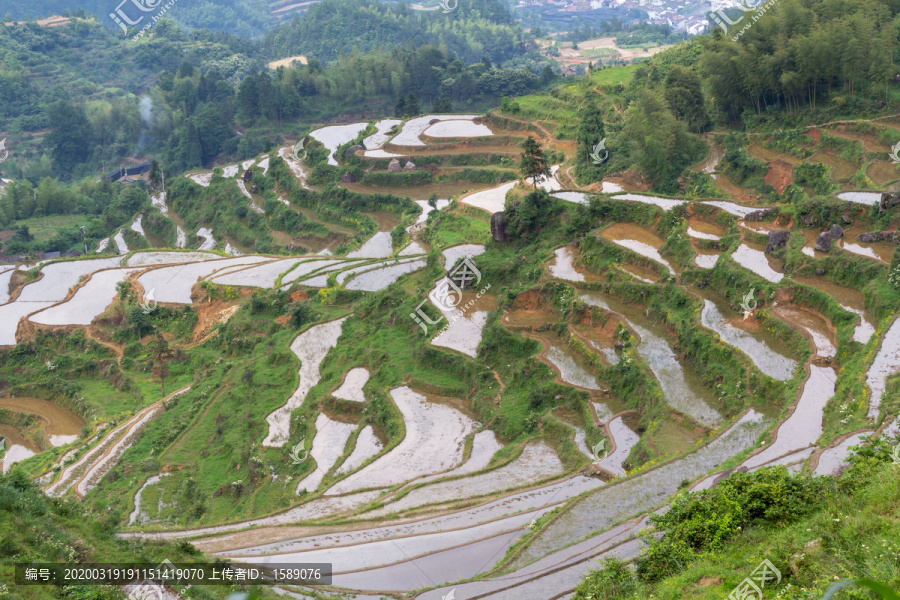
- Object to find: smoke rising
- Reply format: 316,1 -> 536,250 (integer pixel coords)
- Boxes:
139,96 -> 154,124
135,96 -> 154,155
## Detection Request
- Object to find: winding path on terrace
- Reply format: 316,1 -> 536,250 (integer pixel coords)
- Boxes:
44,387 -> 191,498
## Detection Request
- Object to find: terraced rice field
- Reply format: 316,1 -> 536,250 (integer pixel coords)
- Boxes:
611,192 -> 686,211
808,151 -> 857,180
866,161 -> 899,186
310,122 -> 369,165
391,114 -> 482,146
5,117 -> 899,600
600,223 -> 673,274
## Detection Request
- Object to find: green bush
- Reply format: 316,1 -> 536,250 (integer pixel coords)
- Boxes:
504,189 -> 561,239
437,168 -> 517,184
794,163 -> 837,195
575,557 -> 637,599
722,133 -> 768,187
361,170 -> 433,186
635,467 -> 828,583
682,171 -> 725,199
763,130 -> 814,158
817,134 -> 864,164
890,248 -> 900,291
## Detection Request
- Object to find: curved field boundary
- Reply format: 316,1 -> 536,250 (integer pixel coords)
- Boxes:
72,386 -> 191,498
44,386 -> 190,498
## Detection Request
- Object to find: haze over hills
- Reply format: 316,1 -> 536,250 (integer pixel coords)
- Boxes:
0,0 -> 716,38
2,0 -> 273,37
1,0 -> 900,599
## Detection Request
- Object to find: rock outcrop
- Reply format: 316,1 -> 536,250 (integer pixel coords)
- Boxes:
880,192 -> 900,212
765,230 -> 791,254
344,145 -> 364,159
858,231 -> 900,243
745,208 -> 780,222
490,212 -> 509,243
814,224 -> 844,253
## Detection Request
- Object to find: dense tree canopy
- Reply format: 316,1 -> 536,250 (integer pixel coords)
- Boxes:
618,90 -> 705,193
0,7 -> 554,180
261,0 -> 524,65
575,97 -> 606,181
700,0 -> 900,121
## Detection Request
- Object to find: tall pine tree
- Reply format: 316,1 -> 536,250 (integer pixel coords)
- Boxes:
574,96 -> 606,183
576,97 -> 605,167
519,137 -> 551,189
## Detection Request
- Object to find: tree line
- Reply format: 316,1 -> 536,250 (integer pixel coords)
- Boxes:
0,1 -> 555,182
260,0 -> 524,65
701,0 -> 898,122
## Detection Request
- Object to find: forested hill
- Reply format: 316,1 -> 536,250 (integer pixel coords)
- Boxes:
1,0 -> 272,38
0,16 -> 265,182
261,0 -> 528,64
700,0 -> 899,122
4,0 -> 900,208
1,0 -> 524,45
0,0 -> 552,184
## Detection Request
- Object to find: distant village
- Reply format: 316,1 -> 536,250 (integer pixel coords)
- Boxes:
516,0 -> 715,36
